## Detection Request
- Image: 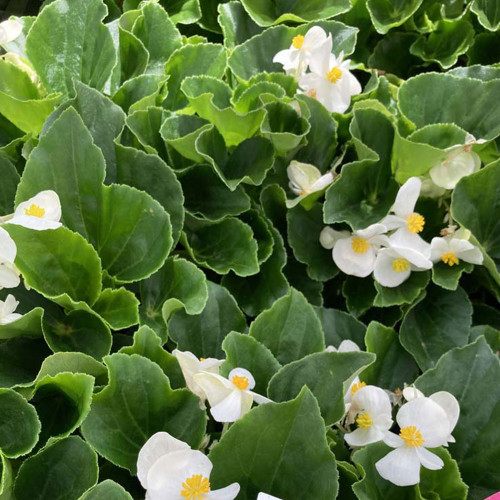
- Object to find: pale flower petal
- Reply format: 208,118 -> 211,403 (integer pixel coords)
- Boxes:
338,340 -> 360,352
0,20 -> 22,44
210,389 -> 244,423
429,151 -> 481,190
333,237 -> 376,278
206,483 -> 241,499
193,372 -> 235,408
228,367 -> 255,390
391,177 -> 422,218
403,387 -> 425,401
257,494 -> 282,500
11,190 -> 62,231
416,447 -> 444,470
429,391 -> 460,436
375,447 -> 421,486
319,227 -> 349,249
345,426 -> 387,447
373,248 -> 411,288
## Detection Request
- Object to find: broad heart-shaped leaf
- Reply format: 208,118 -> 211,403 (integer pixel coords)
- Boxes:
168,281 -> 246,358
287,204 -> 338,282
79,480 -> 133,500
416,337 -> 500,499
374,271 -> 430,307
352,442 -> 467,500
342,276 -> 377,318
241,0 -> 351,26
81,354 -> 206,474
361,321 -> 419,391
0,155 -> 19,215
314,307 -> 367,349
398,73 -> 500,140
0,454 -> 14,499
119,326 -> 184,389
92,288 -> 139,330
268,351 -> 375,425
0,389 -> 40,458
0,308 -> 43,340
471,0 -> 500,30
140,257 -> 208,342
218,1 -> 264,48
125,106 -> 169,158
13,436 -> 98,500
221,331 -> 281,396
112,74 -> 167,113
248,288 -> 325,364
400,286 -> 472,371
157,0 -> 201,24
228,20 -> 357,81
432,261 -> 473,291
26,0 -> 116,96
410,19 -> 475,69
5,225 -> 102,307
366,0 -> 424,34
164,43 -> 227,110
209,388 -> 338,499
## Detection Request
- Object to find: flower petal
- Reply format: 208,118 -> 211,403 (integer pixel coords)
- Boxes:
228,367 -> 255,390
345,426 -> 387,447
193,372 -> 235,408
206,483 -> 241,500
391,177 -> 422,218
210,389 -> 244,423
373,249 -> 411,288
429,391 -> 459,435
416,447 -> 444,471
0,263 -> 21,289
333,237 -> 376,278
0,227 -> 17,263
375,447 -> 421,486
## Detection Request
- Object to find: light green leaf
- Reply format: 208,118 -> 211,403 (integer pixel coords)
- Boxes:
471,0 -> 500,30
218,1 -> 264,48
112,74 -> 167,113
157,0 -> 201,24
125,107 -> 168,156
315,307 -> 366,348
79,480 -> 133,500
92,288 -> 139,330
366,0 -> 424,34
0,155 -> 19,215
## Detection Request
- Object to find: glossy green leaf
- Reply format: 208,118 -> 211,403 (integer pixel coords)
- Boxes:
218,1 -> 264,48
125,107 -> 168,157
471,0 -> 500,30
343,276 -> 377,318
432,261 -> 473,291
157,0 -> 201,24
366,0 -> 424,34
0,454 -> 14,500
92,288 -> 139,330
0,308 -> 43,340
315,307 -> 367,348
112,74 -> 167,113
79,480 -> 133,500
374,271 -> 430,307
0,155 -> 19,215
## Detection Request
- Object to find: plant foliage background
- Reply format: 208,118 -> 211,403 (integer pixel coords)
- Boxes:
0,0 -> 500,499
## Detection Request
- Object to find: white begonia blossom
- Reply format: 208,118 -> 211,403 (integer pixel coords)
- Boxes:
326,339 -> 360,353
319,227 -> 349,250
402,387 -> 424,402
375,398 -> 451,486
419,176 -> 447,199
0,227 -> 20,290
332,223 -> 389,278
0,294 -> 22,325
9,190 -> 62,231
298,50 -> 362,113
429,150 -> 481,190
193,367 -> 271,423
0,20 -> 22,45
287,161 -> 333,197
430,234 -> 483,268
173,350 -> 224,408
345,385 -> 393,447
273,26 -> 332,79
137,431 -> 240,500
257,494 -> 282,500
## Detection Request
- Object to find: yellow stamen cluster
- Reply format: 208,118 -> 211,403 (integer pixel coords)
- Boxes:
181,474 -> 210,499
392,258 -> 409,273
232,375 -> 250,390
442,252 -> 459,266
351,237 -> 370,254
351,381 -> 366,395
356,412 -> 373,430
24,204 -> 45,218
292,35 -> 304,49
406,213 -> 425,233
306,88 -> 317,99
399,426 -> 424,448
326,67 -> 342,83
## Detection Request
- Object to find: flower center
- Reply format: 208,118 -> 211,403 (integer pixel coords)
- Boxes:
406,213 -> 425,233
392,258 -> 409,273
306,88 -> 317,99
351,237 -> 370,254
399,426 -> 424,448
442,252 -> 459,266
292,35 -> 304,49
181,474 -> 210,499
351,381 -> 366,395
356,412 -> 373,430
326,66 -> 342,83
232,375 -> 249,390
24,204 -> 45,218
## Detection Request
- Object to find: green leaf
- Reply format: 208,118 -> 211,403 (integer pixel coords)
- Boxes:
221,331 -> 281,395
92,288 -> 139,330
13,436 -> 98,500
362,321 -> 419,391
268,351 -> 375,424
315,307 -> 366,348
366,0 -> 424,34
0,454 -> 14,500
467,32 -> 500,65
240,209 -> 275,265
125,106 -> 168,157
343,276 -> 377,318
373,271 -> 430,307
432,261 -> 473,291
79,480 -> 133,500
158,0 -> 201,24
0,155 -> 19,215
210,388 -> 338,498
416,337 -> 500,499
26,0 -> 116,96
168,281 -> 246,358
81,353 -> 206,473
284,258 -> 324,306
471,0 -> 500,30
249,288 -> 324,364
0,389 -> 40,458
112,74 -> 167,113
0,308 -> 43,340
218,1 -> 264,48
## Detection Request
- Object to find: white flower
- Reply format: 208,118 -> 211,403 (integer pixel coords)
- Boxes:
375,398 -> 451,486
319,226 -> 349,249
0,227 -> 20,290
257,494 -> 282,500
373,245 -> 432,288
173,350 -> 224,408
419,177 -> 447,199
9,191 -> 62,231
137,431 -> 240,500
298,50 -> 362,113
326,339 -> 360,353
402,387 -> 424,402
332,223 -> 389,278
273,26 -> 332,79
0,20 -> 22,45
0,294 -> 22,325
344,377 -> 366,422
345,385 -> 393,447
287,161 -> 333,197
429,150 -> 481,190
430,234 -> 483,267
193,368 -> 271,423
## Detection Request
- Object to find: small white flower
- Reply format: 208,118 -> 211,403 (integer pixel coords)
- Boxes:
298,50 -> 362,113
273,26 -> 332,79
419,177 -> 447,199
345,385 -> 393,447
326,339 -> 360,353
430,235 -> 483,267
257,494 -> 282,500
193,367 -> 271,423
9,191 -> 62,231
287,161 -> 333,197
319,226 -> 349,250
0,294 -> 22,325
332,223 -> 389,278
373,245 -> 432,288
402,386 -> 424,402
173,350 -> 224,408
344,377 -> 366,422
137,431 -> 240,500
429,150 -> 481,190
375,398 -> 451,486
0,20 -> 22,45
0,227 -> 20,290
